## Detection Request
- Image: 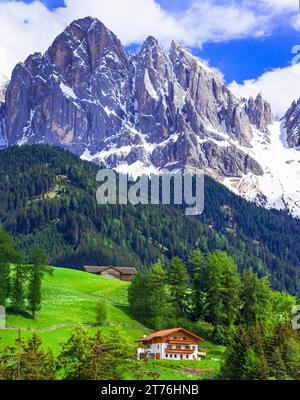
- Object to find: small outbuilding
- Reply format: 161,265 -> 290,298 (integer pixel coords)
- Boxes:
83,265 -> 137,281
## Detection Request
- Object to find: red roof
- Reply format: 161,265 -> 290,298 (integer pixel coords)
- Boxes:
137,327 -> 203,342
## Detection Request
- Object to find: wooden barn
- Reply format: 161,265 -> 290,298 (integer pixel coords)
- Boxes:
83,266 -> 137,281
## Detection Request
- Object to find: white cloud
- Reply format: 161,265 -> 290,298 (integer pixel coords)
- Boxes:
0,0 -> 300,123
178,1 -> 263,45
0,1 -> 64,79
228,64 -> 300,119
0,0 -> 280,78
292,14 -> 300,32
259,0 -> 298,12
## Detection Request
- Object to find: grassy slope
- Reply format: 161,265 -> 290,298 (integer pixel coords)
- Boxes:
0,267 -> 225,380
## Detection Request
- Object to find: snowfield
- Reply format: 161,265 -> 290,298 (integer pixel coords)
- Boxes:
223,121 -> 300,218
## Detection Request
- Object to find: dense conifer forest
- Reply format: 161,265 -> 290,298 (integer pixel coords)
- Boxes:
0,144 -> 300,294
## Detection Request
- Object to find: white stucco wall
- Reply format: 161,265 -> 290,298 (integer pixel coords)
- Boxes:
139,342 -> 199,360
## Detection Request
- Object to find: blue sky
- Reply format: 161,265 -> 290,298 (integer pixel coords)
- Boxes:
18,0 -> 300,84
1,0 -> 300,117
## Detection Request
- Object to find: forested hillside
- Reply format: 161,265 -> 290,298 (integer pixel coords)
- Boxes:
0,144 -> 300,294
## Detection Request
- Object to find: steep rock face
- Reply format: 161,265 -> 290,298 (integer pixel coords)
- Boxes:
0,104 -> 7,147
244,94 -> 272,133
284,99 -> 300,148
169,41 -> 254,147
1,16 -> 267,179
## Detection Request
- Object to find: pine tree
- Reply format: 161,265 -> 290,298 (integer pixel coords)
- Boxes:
240,270 -> 272,331
243,347 -> 262,380
10,258 -> 27,314
205,251 -> 240,330
188,249 -> 207,321
128,273 -> 150,324
221,325 -> 250,379
86,329 -> 107,380
103,325 -> 134,380
0,228 -> 19,306
240,270 -> 257,327
247,320 -> 269,379
219,252 -> 241,327
268,347 -> 287,379
28,247 -> 52,319
58,325 -> 93,380
19,333 -> 56,380
167,256 -> 189,319
148,260 -> 173,329
0,263 -> 10,307
284,337 -> 300,379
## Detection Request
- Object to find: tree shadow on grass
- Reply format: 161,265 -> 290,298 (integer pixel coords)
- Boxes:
6,307 -> 33,320
112,304 -> 151,330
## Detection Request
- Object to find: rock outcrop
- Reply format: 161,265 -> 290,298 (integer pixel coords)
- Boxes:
284,99 -> 300,148
0,16 -> 269,178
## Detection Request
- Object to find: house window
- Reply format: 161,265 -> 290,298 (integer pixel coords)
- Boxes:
171,336 -> 177,339
176,345 -> 181,349
167,345 -> 172,349
192,346 -> 196,350
170,354 -> 173,358
186,355 -> 189,359
174,354 -> 177,358
183,337 -> 187,340
185,346 -> 190,349
166,354 -> 168,358
157,345 -> 159,349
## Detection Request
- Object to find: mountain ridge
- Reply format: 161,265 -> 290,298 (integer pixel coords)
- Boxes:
1,16 -> 300,217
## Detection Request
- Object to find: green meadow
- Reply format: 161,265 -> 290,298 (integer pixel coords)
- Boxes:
0,267 -> 225,380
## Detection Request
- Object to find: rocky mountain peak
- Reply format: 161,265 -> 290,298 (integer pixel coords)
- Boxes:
47,17 -> 127,84
0,17 -> 276,197
244,93 -> 272,133
283,98 -> 300,148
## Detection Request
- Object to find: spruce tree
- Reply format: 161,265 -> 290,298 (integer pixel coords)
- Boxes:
240,270 -> 257,327
128,273 -> 150,324
248,320 -> 269,379
284,337 -> 300,379
167,256 -> 189,319
10,257 -> 27,314
28,247 -> 52,319
188,249 -> 207,321
268,347 -> 287,379
240,270 -> 272,331
148,260 -> 173,329
0,228 -> 19,306
205,251 -> 240,329
58,325 -> 93,380
103,325 -> 134,380
19,333 -> 56,380
221,325 -> 250,379
86,329 -> 107,380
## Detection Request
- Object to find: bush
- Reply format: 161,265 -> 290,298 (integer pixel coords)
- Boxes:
96,299 -> 107,326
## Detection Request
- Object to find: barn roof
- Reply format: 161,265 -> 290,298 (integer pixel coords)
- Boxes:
137,327 -> 203,342
83,266 -> 137,275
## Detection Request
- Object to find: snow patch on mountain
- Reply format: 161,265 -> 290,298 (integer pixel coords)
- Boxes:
223,121 -> 300,218
60,82 -> 77,100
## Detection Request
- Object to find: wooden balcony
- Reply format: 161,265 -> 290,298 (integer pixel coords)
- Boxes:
167,339 -> 194,345
165,348 -> 194,355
